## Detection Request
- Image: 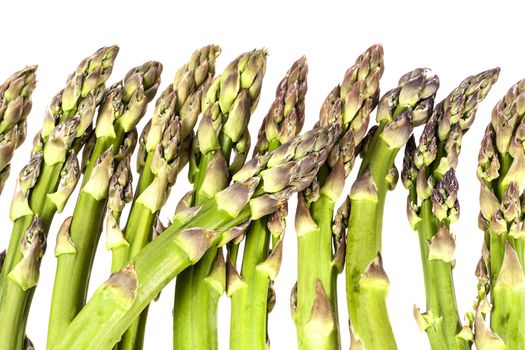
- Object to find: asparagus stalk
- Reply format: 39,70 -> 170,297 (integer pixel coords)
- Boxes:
401,68 -> 499,349
346,68 -> 440,349
110,45 -> 220,350
173,49 -> 267,350
474,78 -> 525,348
47,61 -> 162,348
0,66 -> 37,193
0,46 -> 118,350
229,56 -> 308,350
292,44 -> 384,350
52,123 -> 341,350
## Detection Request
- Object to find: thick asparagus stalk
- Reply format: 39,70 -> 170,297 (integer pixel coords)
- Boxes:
474,78 -> 525,348
47,61 -> 162,348
52,123 -> 341,350
401,68 -> 499,349
110,45 -> 220,350
173,49 -> 267,350
0,46 -> 118,350
0,66 -> 37,193
229,56 -> 308,350
292,44 -> 384,350
346,68 -> 439,349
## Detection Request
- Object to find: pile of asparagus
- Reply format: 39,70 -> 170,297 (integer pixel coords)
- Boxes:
0,43 -> 522,350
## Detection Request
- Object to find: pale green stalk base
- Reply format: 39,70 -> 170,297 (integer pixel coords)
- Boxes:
295,194 -> 340,350
54,201 -> 250,350
230,219 -> 271,350
346,123 -> 397,350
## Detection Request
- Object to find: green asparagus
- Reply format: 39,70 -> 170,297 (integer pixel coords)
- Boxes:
229,56 -> 307,350
474,78 -> 525,348
293,44 -> 384,350
47,61 -> 162,348
402,68 -> 499,349
0,46 -> 119,350
53,123 -> 341,350
346,68 -> 439,349
111,45 -> 220,350
173,49 -> 267,350
0,66 -> 37,193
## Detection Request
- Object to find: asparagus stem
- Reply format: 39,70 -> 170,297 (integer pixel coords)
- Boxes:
292,44 -> 384,350
401,68 -> 500,349
174,49 -> 267,350
229,56 -> 307,350
0,46 -> 119,350
474,78 -> 525,348
112,45 -> 220,350
346,68 -> 440,349
53,124 -> 340,350
0,66 -> 37,193
46,61 -> 162,348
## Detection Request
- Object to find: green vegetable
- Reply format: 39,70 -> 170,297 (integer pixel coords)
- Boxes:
111,45 -> 220,350
292,44 -> 384,350
0,66 -> 37,193
229,56 -> 307,350
53,123 -> 341,350
474,78 -> 525,349
346,67 -> 439,350
0,46 -> 119,350
47,61 -> 162,349
173,49 -> 267,350
402,68 -> 499,349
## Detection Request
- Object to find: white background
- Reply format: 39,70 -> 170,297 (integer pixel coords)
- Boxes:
0,1 -> 523,349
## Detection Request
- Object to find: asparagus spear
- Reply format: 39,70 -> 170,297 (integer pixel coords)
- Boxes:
0,66 -> 37,193
47,61 -> 162,348
346,68 -> 439,349
110,45 -> 220,350
173,49 -> 267,350
0,46 -> 118,350
52,123 -> 341,350
292,44 -> 384,350
401,68 -> 499,349
229,56 -> 308,350
474,78 -> 525,348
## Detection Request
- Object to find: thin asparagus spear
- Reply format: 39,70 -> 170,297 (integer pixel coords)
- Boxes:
293,44 -> 384,350
229,56 -> 308,350
0,46 -> 119,350
173,49 -> 267,350
52,123 -> 341,350
346,68 -> 439,349
0,66 -> 37,193
47,61 -> 162,348
474,78 -> 525,348
402,68 -> 499,349
111,45 -> 220,350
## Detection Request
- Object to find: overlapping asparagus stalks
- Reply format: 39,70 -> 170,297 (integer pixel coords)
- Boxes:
346,68 -> 439,349
53,123 -> 341,350
229,56 -> 307,350
474,79 -> 525,348
0,46 -> 119,350
173,49 -> 267,350
0,66 -> 37,193
110,45 -> 220,350
292,44 -> 384,350
401,69 -> 500,349
47,60 -> 162,348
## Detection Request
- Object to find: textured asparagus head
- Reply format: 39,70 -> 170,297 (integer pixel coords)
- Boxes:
189,48 -> 267,199
230,123 -> 341,220
0,66 -> 38,192
320,44 -> 384,142
254,55 -> 308,156
95,61 -> 162,139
